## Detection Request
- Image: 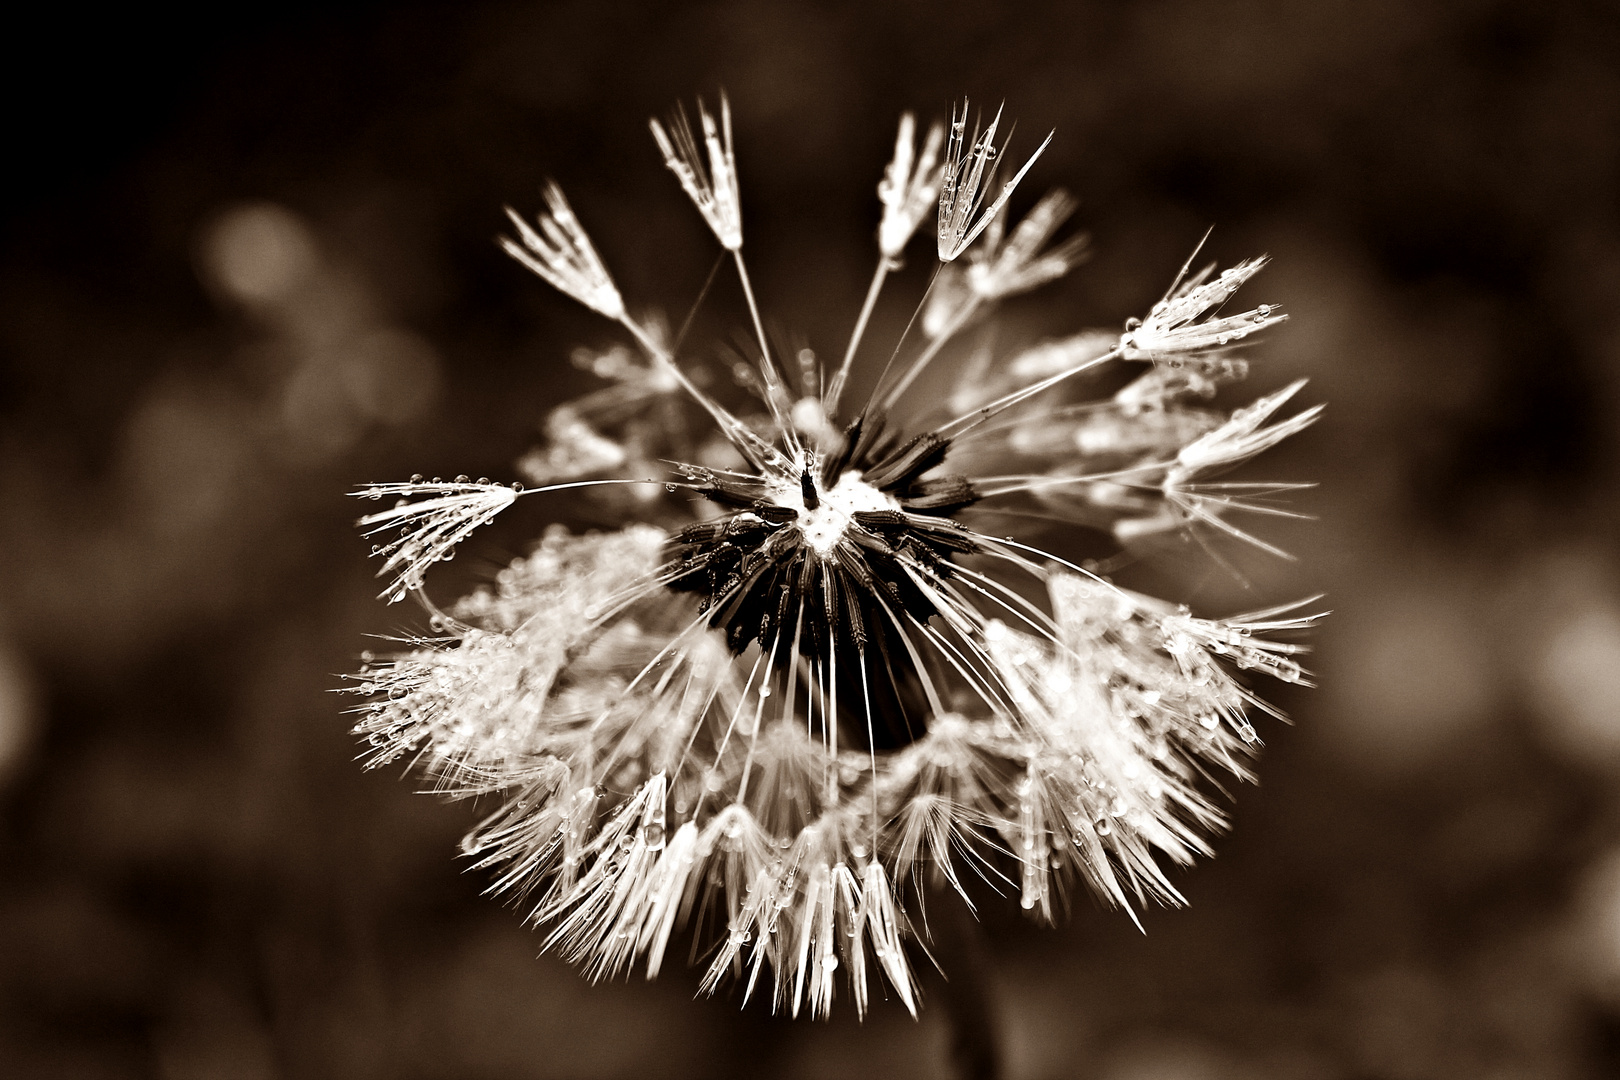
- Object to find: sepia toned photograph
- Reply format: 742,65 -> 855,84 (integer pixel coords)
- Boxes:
4,2 -> 1619,1077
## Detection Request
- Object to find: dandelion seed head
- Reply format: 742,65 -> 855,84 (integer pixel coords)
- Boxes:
348,94 -> 1320,1016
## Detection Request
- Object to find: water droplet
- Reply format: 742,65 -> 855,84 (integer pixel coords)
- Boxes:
430,477 -> 442,485
410,473 -> 424,483
643,823 -> 666,849
1217,334 -> 1230,345
511,481 -> 525,492
367,490 -> 382,500
1124,317 -> 1142,331
1020,894 -> 1037,910
428,615 -> 445,631
477,477 -> 490,486
1094,817 -> 1112,836
822,955 -> 839,972
619,833 -> 637,854
360,650 -> 375,663
1257,304 -> 1271,316
454,474 -> 470,484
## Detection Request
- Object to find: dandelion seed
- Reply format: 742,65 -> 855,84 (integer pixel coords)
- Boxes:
878,112 -> 946,261
966,188 -> 1091,300
353,479 -> 518,601
1120,255 -> 1287,360
500,182 -> 625,319
937,99 -> 1053,262
348,95 -> 1320,1017
650,93 -> 743,251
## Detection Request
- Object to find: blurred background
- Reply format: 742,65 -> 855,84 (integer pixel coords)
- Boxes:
5,1 -> 1620,1077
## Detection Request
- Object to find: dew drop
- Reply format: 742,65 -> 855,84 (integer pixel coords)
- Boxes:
1094,817 -> 1113,836
1020,895 -> 1037,910
430,477 -> 442,485
367,490 -> 382,500
477,477 -> 490,486
410,473 -> 424,483
643,823 -> 666,849
822,955 -> 839,972
511,481 -> 525,492
454,474 -> 470,484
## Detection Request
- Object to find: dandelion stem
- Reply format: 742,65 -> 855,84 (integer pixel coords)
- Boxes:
879,295 -> 982,412
828,258 -> 891,417
735,250 -> 790,440
931,891 -> 1002,1080
934,346 -> 1123,440
672,251 -> 727,356
617,312 -> 774,466
864,263 -> 942,422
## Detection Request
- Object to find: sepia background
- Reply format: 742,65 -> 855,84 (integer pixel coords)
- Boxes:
5,1 -> 1620,1077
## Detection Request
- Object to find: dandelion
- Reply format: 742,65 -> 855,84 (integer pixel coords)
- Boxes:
348,96 -> 1323,1018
